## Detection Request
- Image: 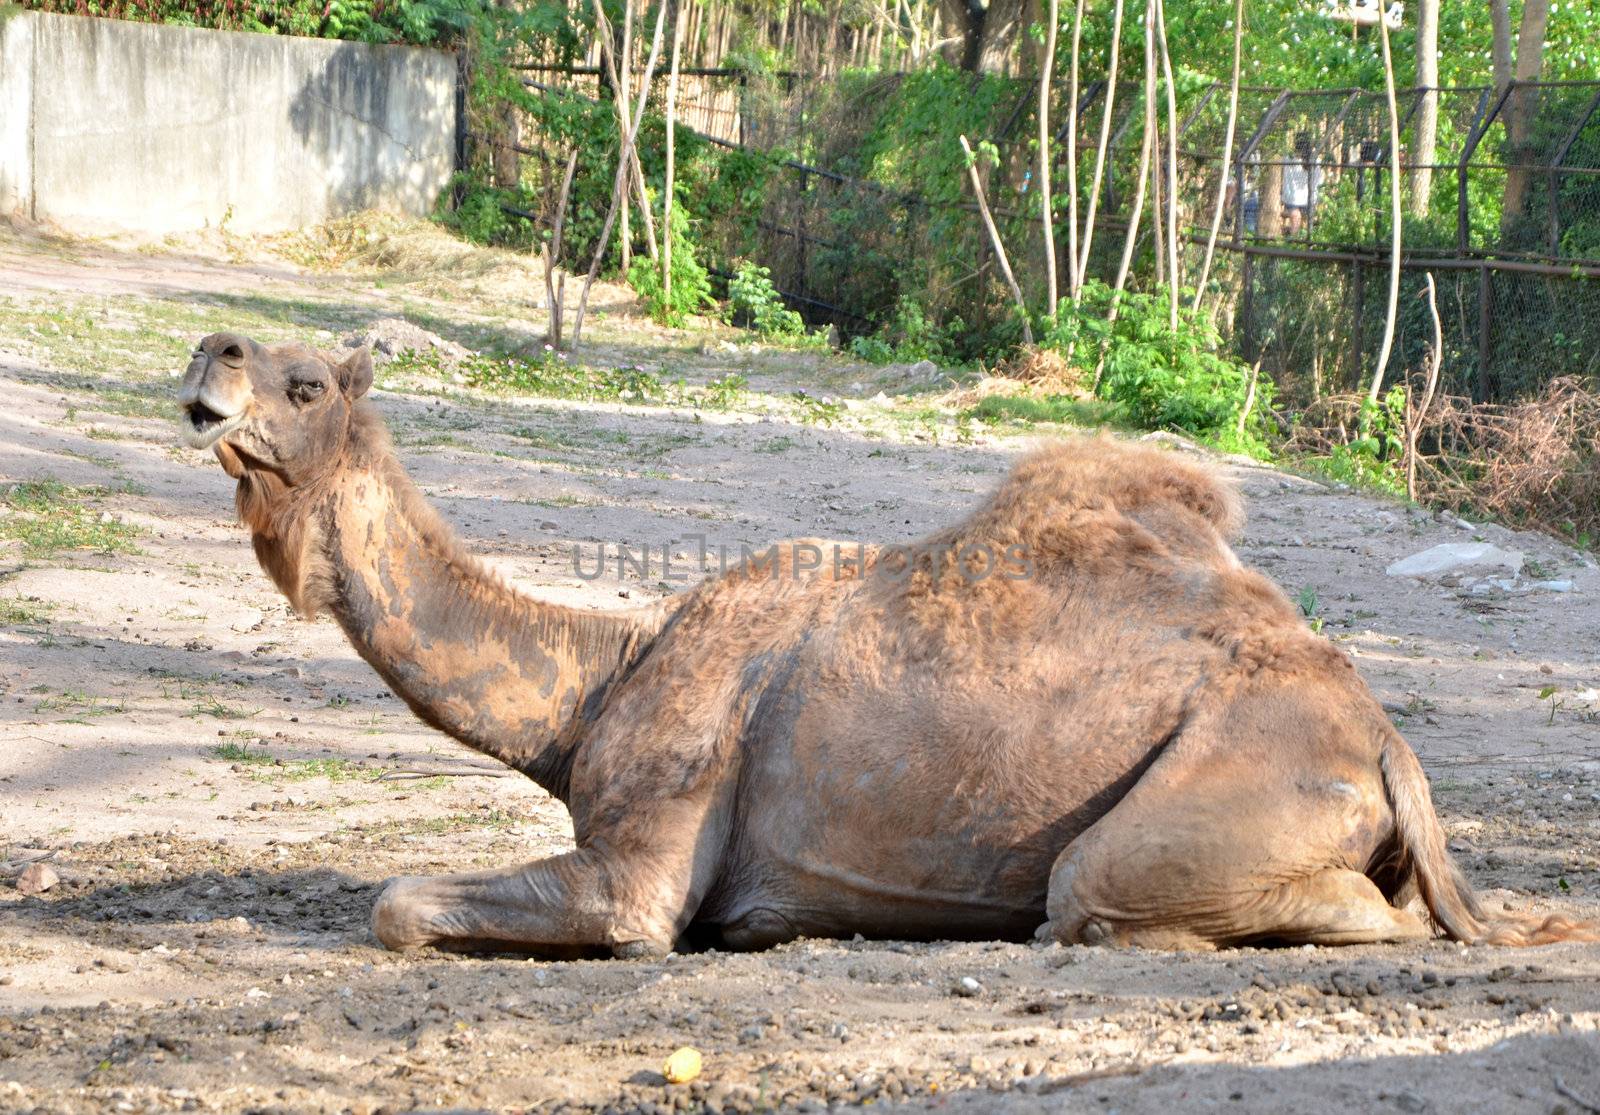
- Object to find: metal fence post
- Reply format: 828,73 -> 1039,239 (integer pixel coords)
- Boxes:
1459,84 -> 1510,253
1476,263 -> 1493,403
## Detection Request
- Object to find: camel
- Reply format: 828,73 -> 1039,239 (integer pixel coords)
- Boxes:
177,332 -> 1595,956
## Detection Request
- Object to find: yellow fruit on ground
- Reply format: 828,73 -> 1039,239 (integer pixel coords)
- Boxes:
662,1046 -> 702,1084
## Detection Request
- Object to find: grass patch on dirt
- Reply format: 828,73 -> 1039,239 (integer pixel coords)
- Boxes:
34,689 -> 127,720
209,745 -> 399,786
188,695 -> 262,720
0,595 -> 54,626
967,394 -> 1126,429
0,480 -> 143,556
210,742 -> 275,765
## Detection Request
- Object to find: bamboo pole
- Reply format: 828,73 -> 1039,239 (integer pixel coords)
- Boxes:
617,0 -> 634,275
1039,0 -> 1062,315
959,135 -> 1034,345
1193,0 -> 1244,313
1366,8 -> 1405,403
592,0 -> 660,260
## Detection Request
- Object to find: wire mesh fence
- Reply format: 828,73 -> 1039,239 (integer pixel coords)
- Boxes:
504,70 -> 1600,403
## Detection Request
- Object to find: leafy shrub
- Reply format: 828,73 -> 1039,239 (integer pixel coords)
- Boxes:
1041,281 -> 1273,456
729,263 -> 805,338
698,373 -> 748,410
1314,388 -> 1407,493
849,335 -> 896,364
627,198 -> 715,326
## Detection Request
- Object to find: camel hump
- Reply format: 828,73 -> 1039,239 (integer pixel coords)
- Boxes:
991,437 -> 1245,539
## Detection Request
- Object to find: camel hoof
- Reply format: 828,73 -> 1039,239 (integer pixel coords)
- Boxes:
1078,919 -> 1111,946
612,939 -> 670,960
371,876 -> 436,951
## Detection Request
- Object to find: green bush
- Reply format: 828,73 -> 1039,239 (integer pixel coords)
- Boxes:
1041,281 -> 1273,456
627,198 -> 715,327
729,263 -> 805,338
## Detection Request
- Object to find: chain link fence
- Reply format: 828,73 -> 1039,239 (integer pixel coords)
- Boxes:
507,70 -> 1600,403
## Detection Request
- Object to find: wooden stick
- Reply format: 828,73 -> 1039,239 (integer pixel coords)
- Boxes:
1093,0 -> 1155,389
663,0 -> 685,312
1406,273 -> 1442,502
1193,0 -> 1243,313
1039,0 -> 1062,315
543,150 -> 578,349
573,0 -> 669,345
1153,0 -> 1180,327
1237,359 -> 1262,437
958,135 -> 1034,345
1063,0 -> 1085,302
1073,0 -> 1123,298
1366,7 -> 1404,403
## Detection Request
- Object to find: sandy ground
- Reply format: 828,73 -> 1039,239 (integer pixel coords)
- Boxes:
1,226 -> 1598,1115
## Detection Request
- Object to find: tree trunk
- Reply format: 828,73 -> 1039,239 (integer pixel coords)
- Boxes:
938,0 -> 1027,73
1500,0 -> 1550,229
1489,0 -> 1513,92
1408,0 -> 1439,217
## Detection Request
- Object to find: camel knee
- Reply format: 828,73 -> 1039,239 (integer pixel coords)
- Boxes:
372,876 -> 451,951
1044,848 -> 1103,945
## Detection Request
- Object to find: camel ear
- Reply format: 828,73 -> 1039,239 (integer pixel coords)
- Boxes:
338,347 -> 374,398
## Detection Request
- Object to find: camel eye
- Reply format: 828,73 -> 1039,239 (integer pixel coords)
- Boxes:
290,378 -> 327,404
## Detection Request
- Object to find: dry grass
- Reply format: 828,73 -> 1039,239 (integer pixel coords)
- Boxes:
1415,377 -> 1600,543
1284,378 -> 1600,545
992,345 -> 1091,396
267,211 -> 537,285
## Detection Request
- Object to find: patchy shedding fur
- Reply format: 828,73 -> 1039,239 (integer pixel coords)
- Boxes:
179,333 -> 1597,957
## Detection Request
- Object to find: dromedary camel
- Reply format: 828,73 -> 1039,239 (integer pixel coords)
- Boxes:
178,333 -> 1594,956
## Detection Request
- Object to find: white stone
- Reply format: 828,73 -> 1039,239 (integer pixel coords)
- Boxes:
1386,543 -> 1524,579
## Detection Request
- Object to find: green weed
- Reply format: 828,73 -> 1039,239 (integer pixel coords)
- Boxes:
0,481 -> 142,556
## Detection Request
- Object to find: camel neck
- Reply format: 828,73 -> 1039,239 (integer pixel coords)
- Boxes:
307,452 -> 667,801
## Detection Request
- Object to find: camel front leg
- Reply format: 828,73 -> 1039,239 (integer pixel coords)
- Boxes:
373,847 -> 684,958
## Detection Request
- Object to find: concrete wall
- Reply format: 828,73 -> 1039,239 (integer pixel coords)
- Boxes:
0,10 -> 457,235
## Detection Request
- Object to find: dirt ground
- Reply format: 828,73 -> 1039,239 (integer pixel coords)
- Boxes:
1,223 -> 1598,1115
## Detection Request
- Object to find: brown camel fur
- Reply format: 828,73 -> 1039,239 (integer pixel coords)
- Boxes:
178,333 -> 1596,956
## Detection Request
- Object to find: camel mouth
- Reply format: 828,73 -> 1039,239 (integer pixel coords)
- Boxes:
181,400 -> 245,450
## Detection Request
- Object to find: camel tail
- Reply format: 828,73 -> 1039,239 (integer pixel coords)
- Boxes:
1379,730 -> 1599,946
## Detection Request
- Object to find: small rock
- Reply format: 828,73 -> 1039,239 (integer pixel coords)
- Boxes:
952,976 -> 984,997
1393,1090 -> 1427,1113
1386,543 -> 1523,580
15,863 -> 59,896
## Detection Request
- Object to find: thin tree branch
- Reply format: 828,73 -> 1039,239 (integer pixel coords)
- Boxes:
1073,0 -> 1123,298
959,135 -> 1034,345
1039,0 -> 1062,315
1193,0 -> 1243,313
1366,8 -> 1405,403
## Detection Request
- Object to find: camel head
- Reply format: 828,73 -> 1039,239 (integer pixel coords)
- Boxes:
178,332 -> 373,484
